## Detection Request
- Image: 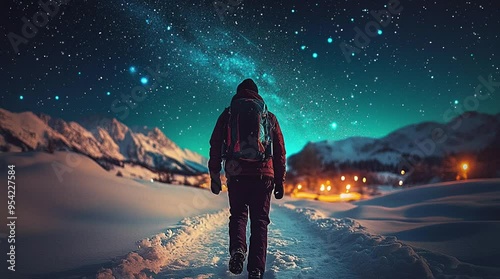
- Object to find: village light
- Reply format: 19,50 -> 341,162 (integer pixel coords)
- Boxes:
399,180 -> 404,186
346,184 -> 351,191
341,175 -> 346,181
327,185 -> 331,191
401,170 -> 406,175
354,176 -> 359,182
362,177 -> 367,183
320,184 -> 325,192
462,163 -> 469,171
297,184 -> 302,190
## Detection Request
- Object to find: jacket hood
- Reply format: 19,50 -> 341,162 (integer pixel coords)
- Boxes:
231,88 -> 263,103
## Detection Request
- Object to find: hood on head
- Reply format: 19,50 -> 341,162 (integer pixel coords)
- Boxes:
232,78 -> 263,102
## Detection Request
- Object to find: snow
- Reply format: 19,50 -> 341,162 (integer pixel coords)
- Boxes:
284,179 -> 500,273
0,151 -> 226,276
1,151 -> 499,278
303,112 -> 500,166
0,108 -> 208,176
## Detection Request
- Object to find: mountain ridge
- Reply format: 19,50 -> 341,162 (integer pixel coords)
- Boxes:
0,108 -> 207,176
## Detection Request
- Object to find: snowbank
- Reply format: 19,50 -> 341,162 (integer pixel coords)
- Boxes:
283,204 -> 500,279
0,151 -> 227,276
96,210 -> 229,279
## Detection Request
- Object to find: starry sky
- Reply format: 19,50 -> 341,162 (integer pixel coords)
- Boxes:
1,0 -> 499,157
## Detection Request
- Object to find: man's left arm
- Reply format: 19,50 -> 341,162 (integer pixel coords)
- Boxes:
271,114 -> 286,193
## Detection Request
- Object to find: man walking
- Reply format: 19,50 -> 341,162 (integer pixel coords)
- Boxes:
209,78 -> 286,279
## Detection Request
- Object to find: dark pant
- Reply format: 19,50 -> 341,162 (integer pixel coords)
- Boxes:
228,175 -> 273,273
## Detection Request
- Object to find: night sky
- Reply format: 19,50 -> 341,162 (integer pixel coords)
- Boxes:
1,0 -> 499,157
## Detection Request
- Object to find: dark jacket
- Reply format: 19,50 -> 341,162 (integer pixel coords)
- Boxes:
208,89 -> 286,184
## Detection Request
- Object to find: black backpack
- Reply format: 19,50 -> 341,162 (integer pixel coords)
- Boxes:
222,98 -> 273,161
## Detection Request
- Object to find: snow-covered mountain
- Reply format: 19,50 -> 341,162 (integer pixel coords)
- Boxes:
289,111 -> 500,182
0,108 -> 208,175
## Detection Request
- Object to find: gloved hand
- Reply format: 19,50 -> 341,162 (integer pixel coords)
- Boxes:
210,173 -> 222,195
274,181 -> 284,199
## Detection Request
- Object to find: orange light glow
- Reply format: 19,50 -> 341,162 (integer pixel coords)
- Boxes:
462,163 -> 469,171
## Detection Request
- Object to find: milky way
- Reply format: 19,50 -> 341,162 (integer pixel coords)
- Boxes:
1,0 -> 499,156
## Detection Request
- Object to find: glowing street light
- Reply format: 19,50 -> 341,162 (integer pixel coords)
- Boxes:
341,175 -> 346,181
297,184 -> 303,190
462,163 -> 469,171
398,180 -> 404,186
320,184 -> 325,192
401,170 -> 406,175
354,175 -> 359,182
362,177 -> 367,183
327,185 -> 331,191
346,184 -> 351,191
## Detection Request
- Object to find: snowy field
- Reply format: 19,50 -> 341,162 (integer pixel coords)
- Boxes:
1,152 -> 499,279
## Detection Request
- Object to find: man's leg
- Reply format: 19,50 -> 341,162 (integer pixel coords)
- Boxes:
247,177 -> 273,274
228,176 -> 249,255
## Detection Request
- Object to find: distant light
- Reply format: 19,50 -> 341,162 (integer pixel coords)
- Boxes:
462,163 -> 469,171
140,77 -> 149,85
301,45 -> 306,50
327,37 -> 333,43
320,184 -> 325,192
312,53 -> 318,58
297,184 -> 302,190
354,176 -> 359,182
327,185 -> 331,191
19,95 -> 24,100
55,95 -> 60,100
362,177 -> 367,183
129,66 -> 137,73
291,9 -> 295,13
106,91 -> 111,96
350,18 -> 354,22
346,184 -> 351,190
401,170 -> 406,175
351,52 -> 355,56
399,180 -> 404,186
377,29 -> 383,35
150,178 -> 154,182
454,100 -> 459,105
341,175 -> 345,181
77,71 -> 82,75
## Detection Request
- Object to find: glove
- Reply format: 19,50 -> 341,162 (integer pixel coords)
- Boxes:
210,173 -> 222,195
274,181 -> 284,199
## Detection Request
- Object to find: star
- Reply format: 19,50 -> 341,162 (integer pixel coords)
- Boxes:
141,77 -> 149,85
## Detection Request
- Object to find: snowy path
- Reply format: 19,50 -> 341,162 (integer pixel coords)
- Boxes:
155,205 -> 354,279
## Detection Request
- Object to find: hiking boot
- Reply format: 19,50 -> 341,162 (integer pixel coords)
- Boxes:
228,248 -> 246,274
248,269 -> 263,279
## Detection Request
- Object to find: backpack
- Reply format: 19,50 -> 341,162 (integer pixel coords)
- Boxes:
222,98 -> 273,161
